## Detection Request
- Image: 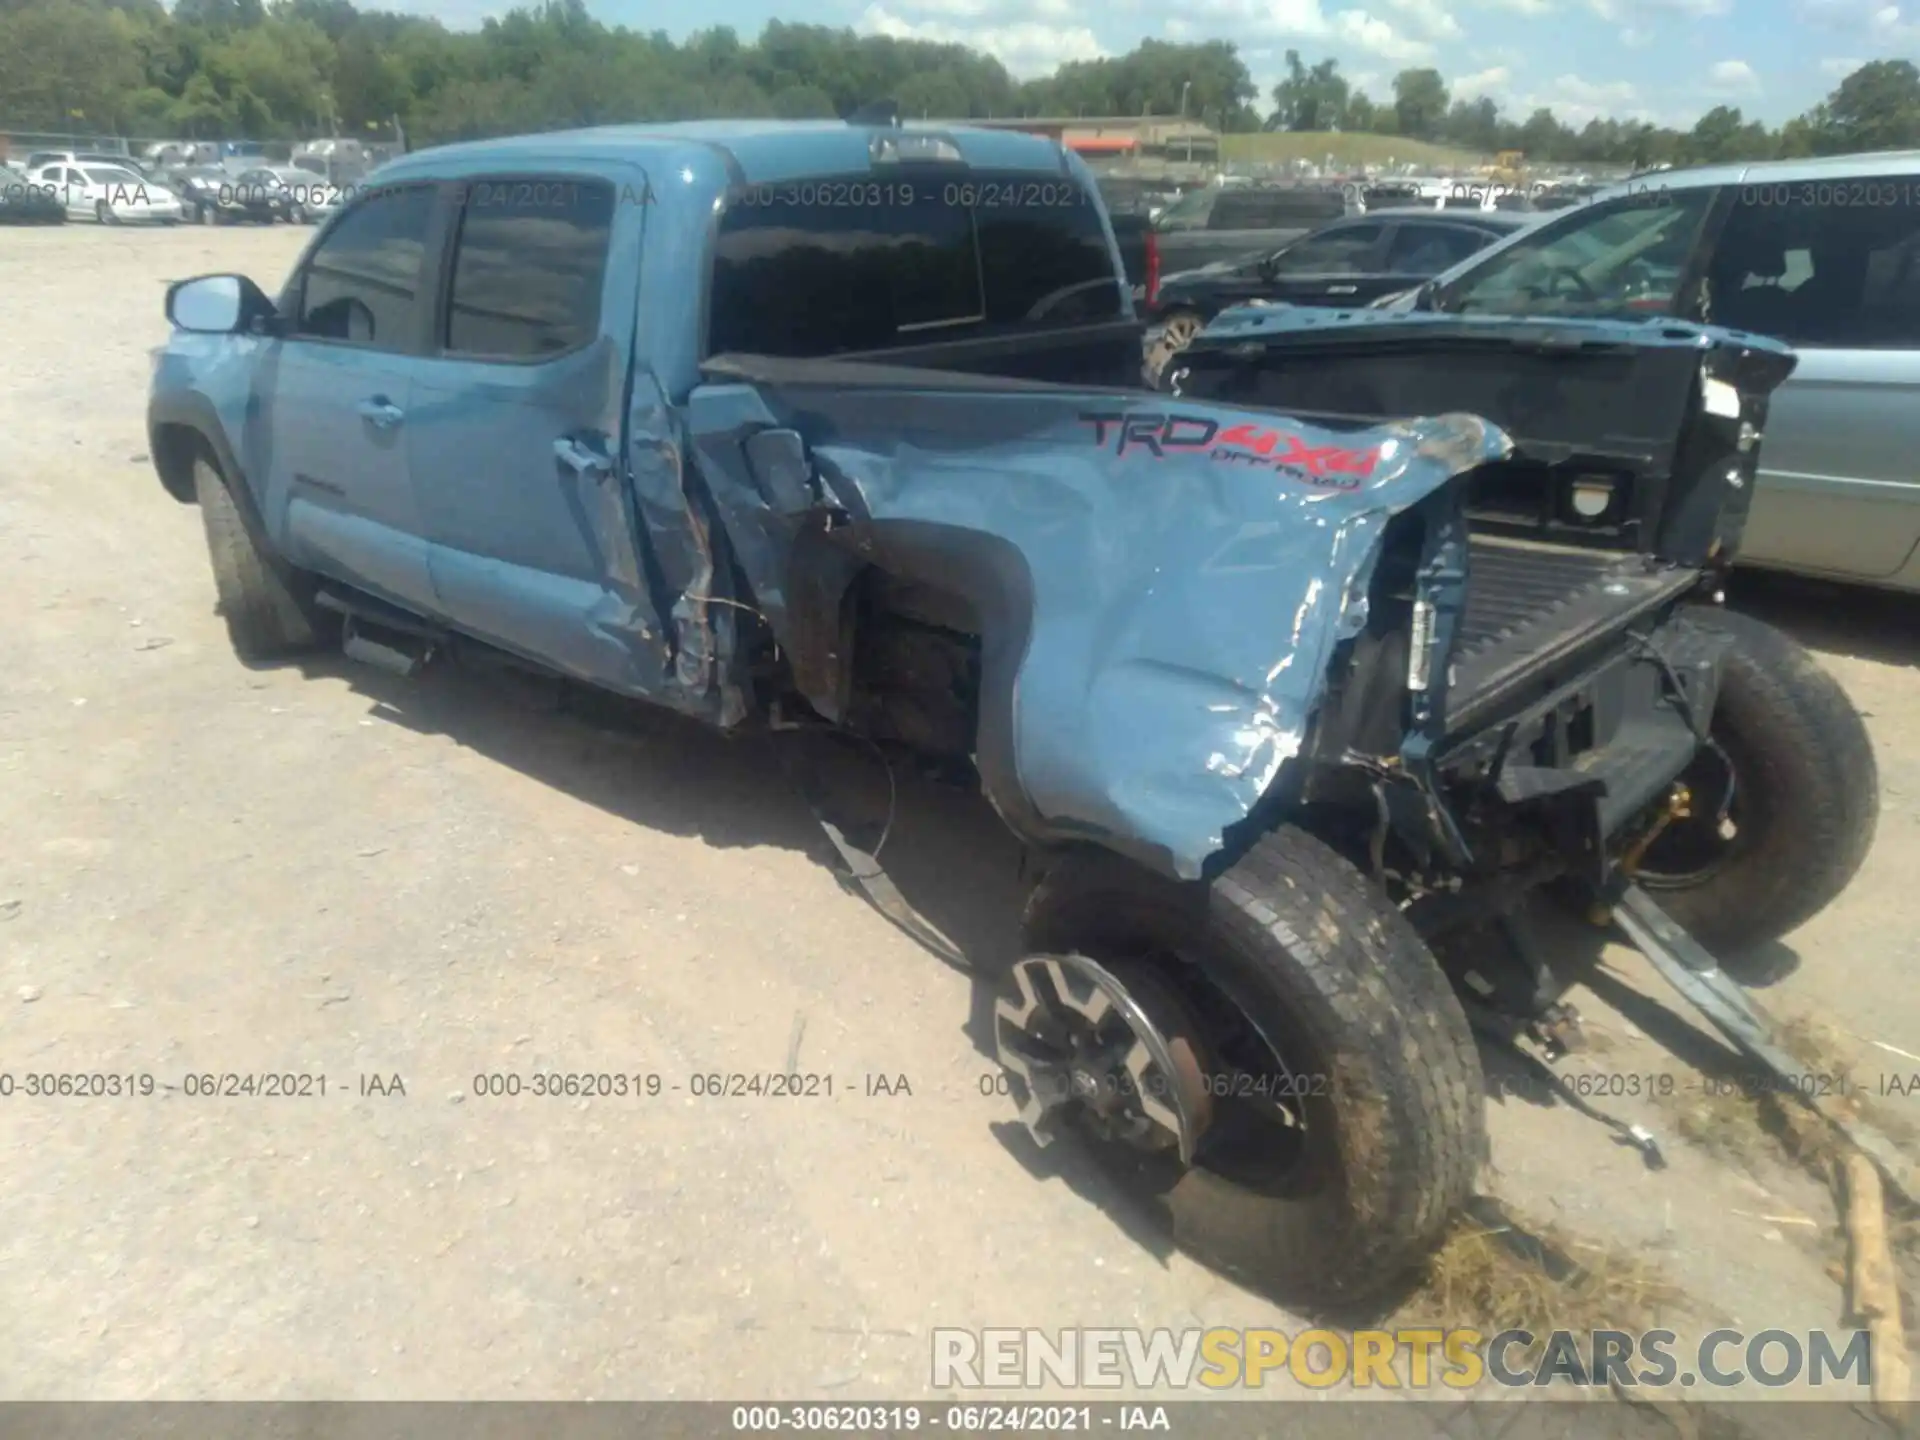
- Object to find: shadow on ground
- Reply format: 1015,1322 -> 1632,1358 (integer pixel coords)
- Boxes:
283,576 -> 1867,1324
1728,569 -> 1920,669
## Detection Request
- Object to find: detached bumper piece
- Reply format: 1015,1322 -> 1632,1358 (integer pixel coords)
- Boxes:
1614,883 -> 1920,1207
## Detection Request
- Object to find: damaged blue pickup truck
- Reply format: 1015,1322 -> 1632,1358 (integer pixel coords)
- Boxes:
149,118 -> 1879,1304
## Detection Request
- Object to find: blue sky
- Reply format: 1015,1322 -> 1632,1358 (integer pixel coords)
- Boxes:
377,0 -> 1918,125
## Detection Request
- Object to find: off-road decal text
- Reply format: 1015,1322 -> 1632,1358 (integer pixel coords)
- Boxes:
1079,411 -> 1378,489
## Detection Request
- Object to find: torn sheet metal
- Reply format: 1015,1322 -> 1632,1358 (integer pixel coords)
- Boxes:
688,362 -> 1512,879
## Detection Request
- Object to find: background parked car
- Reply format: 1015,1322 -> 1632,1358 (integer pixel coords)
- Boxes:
25,162 -> 182,224
1147,182 -> 1353,273
0,162 -> 65,224
231,165 -> 344,223
1380,151 -> 1920,592
24,149 -> 157,180
1144,208 -> 1532,381
168,166 -> 278,225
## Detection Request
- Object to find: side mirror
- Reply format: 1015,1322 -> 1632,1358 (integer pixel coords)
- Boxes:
165,273 -> 276,335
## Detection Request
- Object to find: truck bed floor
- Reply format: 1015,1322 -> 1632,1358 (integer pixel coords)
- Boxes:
1446,535 -> 1698,734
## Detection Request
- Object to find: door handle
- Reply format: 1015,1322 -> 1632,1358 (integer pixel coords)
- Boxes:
356,397 -> 404,430
553,436 -> 613,480
1326,285 -> 1358,294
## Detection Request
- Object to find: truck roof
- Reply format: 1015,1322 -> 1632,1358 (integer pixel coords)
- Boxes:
375,119 -> 1082,190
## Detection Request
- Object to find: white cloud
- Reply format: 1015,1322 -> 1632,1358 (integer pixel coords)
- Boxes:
1797,0 -> 1920,38
1177,0 -> 1433,58
1331,9 -> 1436,57
1707,58 -> 1760,93
1468,0 -> 1553,12
1383,0 -> 1464,36
1590,0 -> 1731,18
1502,73 -> 1641,125
1165,15 -> 1197,32
1620,24 -> 1654,42
1820,55 -> 1867,75
891,0 -> 1000,13
1452,64 -> 1511,99
858,4 -> 1105,73
1870,3 -> 1920,38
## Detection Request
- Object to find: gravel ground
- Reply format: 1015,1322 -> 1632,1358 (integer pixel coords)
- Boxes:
3,221 -> 1918,1405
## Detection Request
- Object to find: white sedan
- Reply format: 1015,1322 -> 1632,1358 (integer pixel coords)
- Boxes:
26,163 -> 183,225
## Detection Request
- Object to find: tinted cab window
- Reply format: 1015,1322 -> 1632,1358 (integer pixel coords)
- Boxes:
708,174 -> 1120,358
293,184 -> 434,348
1152,188 -> 1219,232
1439,187 -> 1715,318
444,179 -> 614,358
1707,180 -> 1920,348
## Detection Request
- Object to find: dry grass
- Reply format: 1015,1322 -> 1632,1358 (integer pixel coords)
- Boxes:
1651,1012 -> 1920,1186
1392,1200 -> 1697,1348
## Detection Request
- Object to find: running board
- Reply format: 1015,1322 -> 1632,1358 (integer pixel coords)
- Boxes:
317,590 -> 444,679
1614,883 -> 1920,1207
341,616 -> 433,677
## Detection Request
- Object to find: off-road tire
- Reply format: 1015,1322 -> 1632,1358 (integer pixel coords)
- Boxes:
192,453 -> 327,660
1023,825 -> 1485,1307
1638,607 -> 1878,955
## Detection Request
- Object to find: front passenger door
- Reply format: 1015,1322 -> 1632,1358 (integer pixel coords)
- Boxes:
261,182 -> 441,613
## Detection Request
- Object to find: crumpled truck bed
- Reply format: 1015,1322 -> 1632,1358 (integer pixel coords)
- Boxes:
686,358 -> 1512,880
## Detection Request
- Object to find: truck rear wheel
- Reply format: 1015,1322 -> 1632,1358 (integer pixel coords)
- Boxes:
1008,826 -> 1484,1307
193,453 -> 328,660
1635,607 -> 1878,956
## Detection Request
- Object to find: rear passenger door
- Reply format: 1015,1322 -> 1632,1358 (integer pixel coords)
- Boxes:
404,172 -> 651,682
1380,221 -> 1496,295
1706,180 -> 1920,581
265,181 -> 440,612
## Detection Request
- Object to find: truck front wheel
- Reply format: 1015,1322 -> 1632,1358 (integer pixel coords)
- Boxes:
193,453 -> 330,661
1635,607 -> 1878,956
1007,826 -> 1485,1307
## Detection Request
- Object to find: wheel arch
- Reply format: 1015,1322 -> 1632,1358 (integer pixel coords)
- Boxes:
147,391 -> 248,510
793,518 -> 1053,848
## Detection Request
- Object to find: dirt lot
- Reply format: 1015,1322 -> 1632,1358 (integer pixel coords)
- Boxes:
4,222 -> 1920,1405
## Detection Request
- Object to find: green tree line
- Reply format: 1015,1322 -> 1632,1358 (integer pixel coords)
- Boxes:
1269,51 -> 1920,167
0,0 -> 1914,167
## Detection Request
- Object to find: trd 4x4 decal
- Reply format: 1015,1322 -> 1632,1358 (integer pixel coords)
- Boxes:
1079,411 -> 1379,489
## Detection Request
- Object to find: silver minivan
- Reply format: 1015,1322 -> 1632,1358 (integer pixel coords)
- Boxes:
1382,152 -> 1920,592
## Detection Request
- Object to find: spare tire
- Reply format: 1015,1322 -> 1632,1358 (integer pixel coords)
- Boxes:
1015,825 -> 1485,1307
1635,606 -> 1878,956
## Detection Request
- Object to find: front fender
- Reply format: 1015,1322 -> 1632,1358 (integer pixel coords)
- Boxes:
688,364 -> 1510,880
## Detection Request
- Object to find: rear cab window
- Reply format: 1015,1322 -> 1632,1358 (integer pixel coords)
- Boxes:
1209,188 -> 1347,231
707,171 -> 1122,358
443,178 -> 615,359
